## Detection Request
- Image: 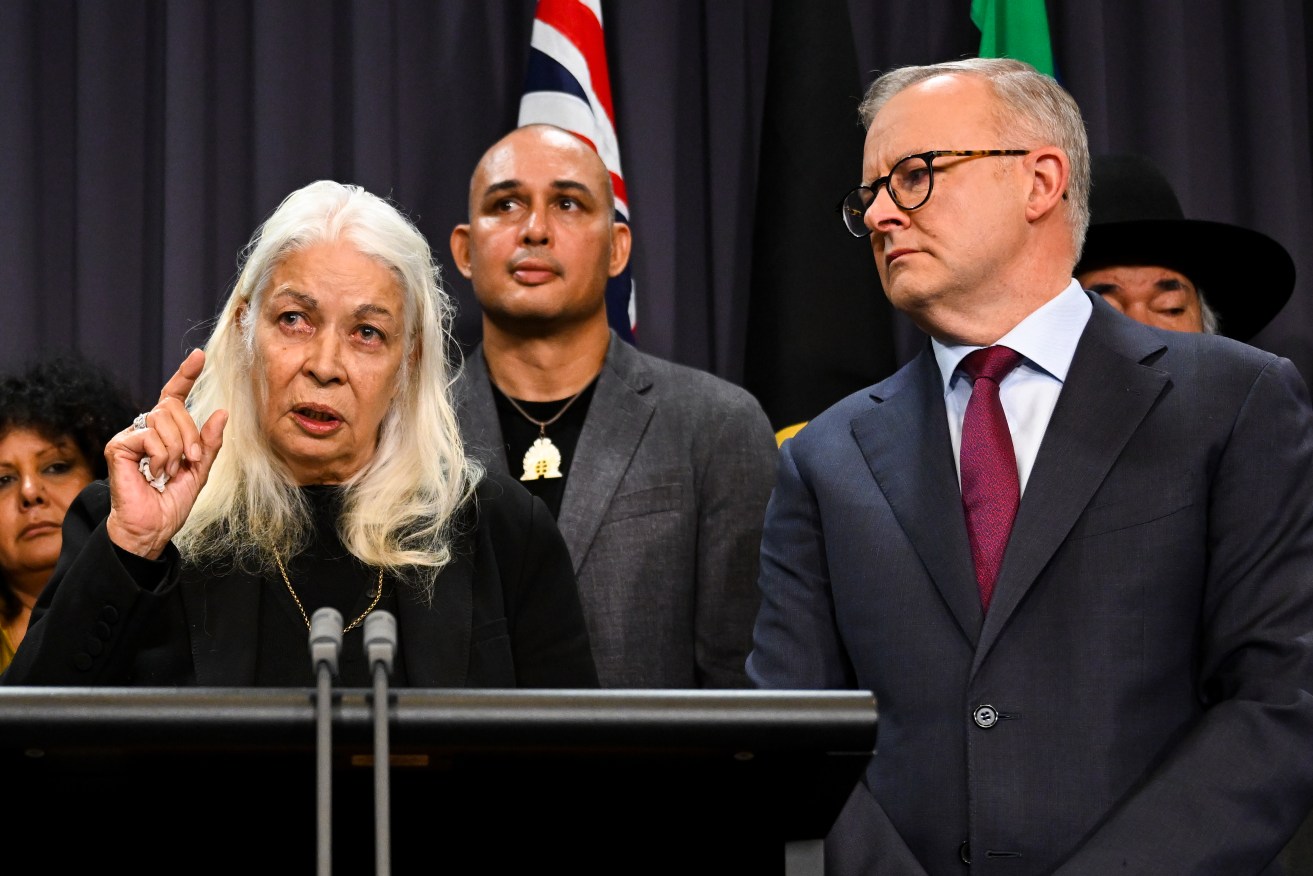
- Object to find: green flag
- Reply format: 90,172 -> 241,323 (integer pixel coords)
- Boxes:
971,0 -> 1055,76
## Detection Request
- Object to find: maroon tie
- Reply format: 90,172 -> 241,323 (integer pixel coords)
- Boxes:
959,345 -> 1024,612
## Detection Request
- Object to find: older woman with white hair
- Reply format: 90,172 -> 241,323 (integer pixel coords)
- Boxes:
3,180 -> 597,687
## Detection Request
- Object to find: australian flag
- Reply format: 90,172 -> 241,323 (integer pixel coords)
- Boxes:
519,0 -> 636,343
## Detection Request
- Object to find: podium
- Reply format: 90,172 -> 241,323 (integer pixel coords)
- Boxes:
2,688 -> 875,874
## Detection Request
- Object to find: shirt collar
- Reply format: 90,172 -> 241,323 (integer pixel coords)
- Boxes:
932,279 -> 1093,394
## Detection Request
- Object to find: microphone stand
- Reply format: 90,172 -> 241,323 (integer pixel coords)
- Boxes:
364,610 -> 397,876
309,607 -> 344,876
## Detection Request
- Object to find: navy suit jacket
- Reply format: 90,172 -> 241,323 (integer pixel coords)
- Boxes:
749,294 -> 1313,874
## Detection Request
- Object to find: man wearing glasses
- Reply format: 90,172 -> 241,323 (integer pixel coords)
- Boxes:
748,58 -> 1313,874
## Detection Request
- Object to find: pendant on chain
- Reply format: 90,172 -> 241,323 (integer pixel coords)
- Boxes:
521,436 -> 564,480
499,384 -> 585,481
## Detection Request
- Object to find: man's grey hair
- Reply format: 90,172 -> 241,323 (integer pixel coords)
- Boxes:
1198,287 -> 1220,335
858,58 -> 1090,262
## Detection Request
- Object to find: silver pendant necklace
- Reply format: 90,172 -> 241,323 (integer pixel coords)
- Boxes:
500,387 -> 586,481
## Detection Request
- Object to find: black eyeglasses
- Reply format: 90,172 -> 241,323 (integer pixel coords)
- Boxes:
836,149 -> 1031,238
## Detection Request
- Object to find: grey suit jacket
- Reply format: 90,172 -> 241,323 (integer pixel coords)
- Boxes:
454,333 -> 777,688
749,294 -> 1313,874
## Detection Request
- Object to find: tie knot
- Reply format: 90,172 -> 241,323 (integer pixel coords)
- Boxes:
961,345 -> 1023,384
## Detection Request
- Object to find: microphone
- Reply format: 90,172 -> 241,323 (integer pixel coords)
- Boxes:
311,607 -> 345,676
310,607 -> 344,876
364,610 -> 396,678
364,610 -> 397,876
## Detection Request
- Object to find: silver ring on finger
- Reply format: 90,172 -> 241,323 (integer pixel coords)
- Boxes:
132,412 -> 151,432
138,457 -> 170,492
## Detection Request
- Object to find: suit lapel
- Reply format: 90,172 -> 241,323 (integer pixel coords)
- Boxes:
455,346 -> 512,478
972,301 -> 1169,672
182,565 -> 262,685
459,336 -> 657,573
853,348 -> 983,645
556,335 -> 655,573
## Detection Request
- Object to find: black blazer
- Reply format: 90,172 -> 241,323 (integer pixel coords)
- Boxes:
2,471 -> 598,688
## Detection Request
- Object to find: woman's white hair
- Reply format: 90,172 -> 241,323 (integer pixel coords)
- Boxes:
177,180 -> 481,600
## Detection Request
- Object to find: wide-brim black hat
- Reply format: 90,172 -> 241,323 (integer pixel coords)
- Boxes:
1075,153 -> 1296,341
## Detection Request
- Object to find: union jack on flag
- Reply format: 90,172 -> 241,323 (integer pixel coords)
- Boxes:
519,0 -> 636,343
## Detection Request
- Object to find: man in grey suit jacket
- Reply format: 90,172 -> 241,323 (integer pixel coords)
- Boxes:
748,59 -> 1313,874
450,124 -> 777,688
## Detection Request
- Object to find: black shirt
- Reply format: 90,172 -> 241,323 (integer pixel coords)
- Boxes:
254,486 -> 407,687
491,379 -> 597,519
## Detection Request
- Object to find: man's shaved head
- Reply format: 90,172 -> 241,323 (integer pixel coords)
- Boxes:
450,123 -> 631,338
466,124 -> 615,220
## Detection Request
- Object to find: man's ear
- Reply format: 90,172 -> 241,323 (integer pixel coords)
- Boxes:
608,221 -> 632,278
1025,147 -> 1070,223
449,225 -> 474,279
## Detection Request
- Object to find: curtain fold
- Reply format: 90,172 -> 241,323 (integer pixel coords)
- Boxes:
1,0 -> 1308,403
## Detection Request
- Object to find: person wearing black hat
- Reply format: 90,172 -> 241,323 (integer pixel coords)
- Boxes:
1075,153 -> 1296,341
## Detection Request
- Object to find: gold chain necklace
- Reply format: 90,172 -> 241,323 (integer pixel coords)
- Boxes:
273,552 -> 382,633
498,385 -> 586,481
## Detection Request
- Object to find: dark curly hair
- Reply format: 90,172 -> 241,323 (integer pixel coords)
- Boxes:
0,356 -> 139,482
0,356 -> 137,620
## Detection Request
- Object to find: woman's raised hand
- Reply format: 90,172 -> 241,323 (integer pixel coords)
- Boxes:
105,349 -> 228,559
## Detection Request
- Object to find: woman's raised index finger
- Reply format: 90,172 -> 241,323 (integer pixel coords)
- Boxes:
158,348 -> 206,404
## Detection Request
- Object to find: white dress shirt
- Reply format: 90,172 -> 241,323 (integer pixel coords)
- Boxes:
933,280 -> 1092,495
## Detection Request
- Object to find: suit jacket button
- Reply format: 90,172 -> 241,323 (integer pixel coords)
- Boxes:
959,840 -> 971,864
973,704 -> 999,728
84,638 -> 104,657
100,605 -> 119,624
74,653 -> 93,671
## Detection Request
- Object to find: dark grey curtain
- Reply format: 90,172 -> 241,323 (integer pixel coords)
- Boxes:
2,1 -> 1310,403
